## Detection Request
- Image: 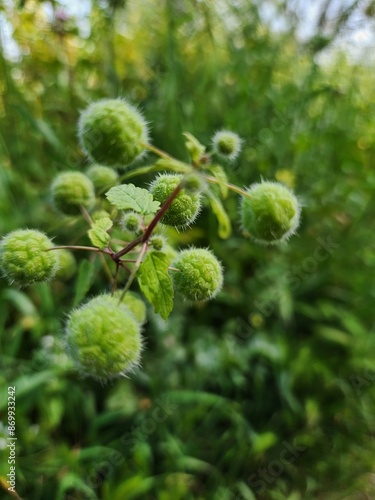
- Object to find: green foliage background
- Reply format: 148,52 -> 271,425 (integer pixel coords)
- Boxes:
1,1 -> 375,498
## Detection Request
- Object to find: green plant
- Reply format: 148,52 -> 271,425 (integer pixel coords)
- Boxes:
240,181 -> 301,244
78,98 -> 149,168
149,173 -> 202,228
54,248 -> 77,280
51,171 -> 95,215
0,97 -> 302,381
65,296 -> 142,381
212,130 -> 242,161
85,164 -> 119,193
172,248 -> 223,301
0,229 -> 58,285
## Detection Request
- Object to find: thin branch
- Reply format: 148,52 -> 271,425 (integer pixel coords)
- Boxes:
45,245 -> 105,253
99,252 -> 114,284
112,263 -> 120,296
112,234 -> 143,261
140,142 -> 175,160
118,260 -> 132,273
111,239 -> 131,246
118,242 -> 148,303
80,205 -> 93,225
204,175 -> 251,198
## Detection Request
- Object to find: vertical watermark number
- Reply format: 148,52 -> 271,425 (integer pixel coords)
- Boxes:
7,386 -> 17,493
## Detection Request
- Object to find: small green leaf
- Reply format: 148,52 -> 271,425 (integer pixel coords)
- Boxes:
183,132 -> 205,163
1,288 -> 38,317
207,193 -> 232,239
57,472 -> 96,500
106,184 -> 160,215
88,216 -> 113,249
236,481 -> 257,500
207,165 -> 229,198
113,475 -> 155,500
315,325 -> 352,346
73,260 -> 96,307
0,370 -> 59,411
252,431 -> 278,454
138,251 -> 174,320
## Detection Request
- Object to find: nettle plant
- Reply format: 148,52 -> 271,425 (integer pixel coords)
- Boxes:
0,98 -> 301,383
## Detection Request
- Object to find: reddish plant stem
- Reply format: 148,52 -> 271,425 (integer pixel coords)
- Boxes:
112,262 -> 120,296
112,235 -> 143,261
143,183 -> 182,241
112,183 -> 182,261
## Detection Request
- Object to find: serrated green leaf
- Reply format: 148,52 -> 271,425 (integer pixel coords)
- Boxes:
88,217 -> 113,249
138,251 -> 174,320
207,193 -> 232,239
106,184 -> 160,215
73,260 -> 96,307
207,165 -> 229,198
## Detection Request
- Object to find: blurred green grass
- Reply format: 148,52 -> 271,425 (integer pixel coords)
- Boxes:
1,1 -> 375,499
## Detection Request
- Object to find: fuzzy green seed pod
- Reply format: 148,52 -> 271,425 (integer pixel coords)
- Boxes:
150,174 -> 201,228
0,229 -> 58,286
114,291 -> 147,324
212,130 -> 242,161
90,291 -> 147,324
66,296 -> 142,381
54,249 -> 77,281
182,172 -> 207,194
78,99 -> 149,168
122,212 -> 142,233
149,234 -> 167,251
86,164 -> 119,193
240,181 -> 301,244
172,248 -> 223,301
165,244 -> 178,262
51,171 -> 95,215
